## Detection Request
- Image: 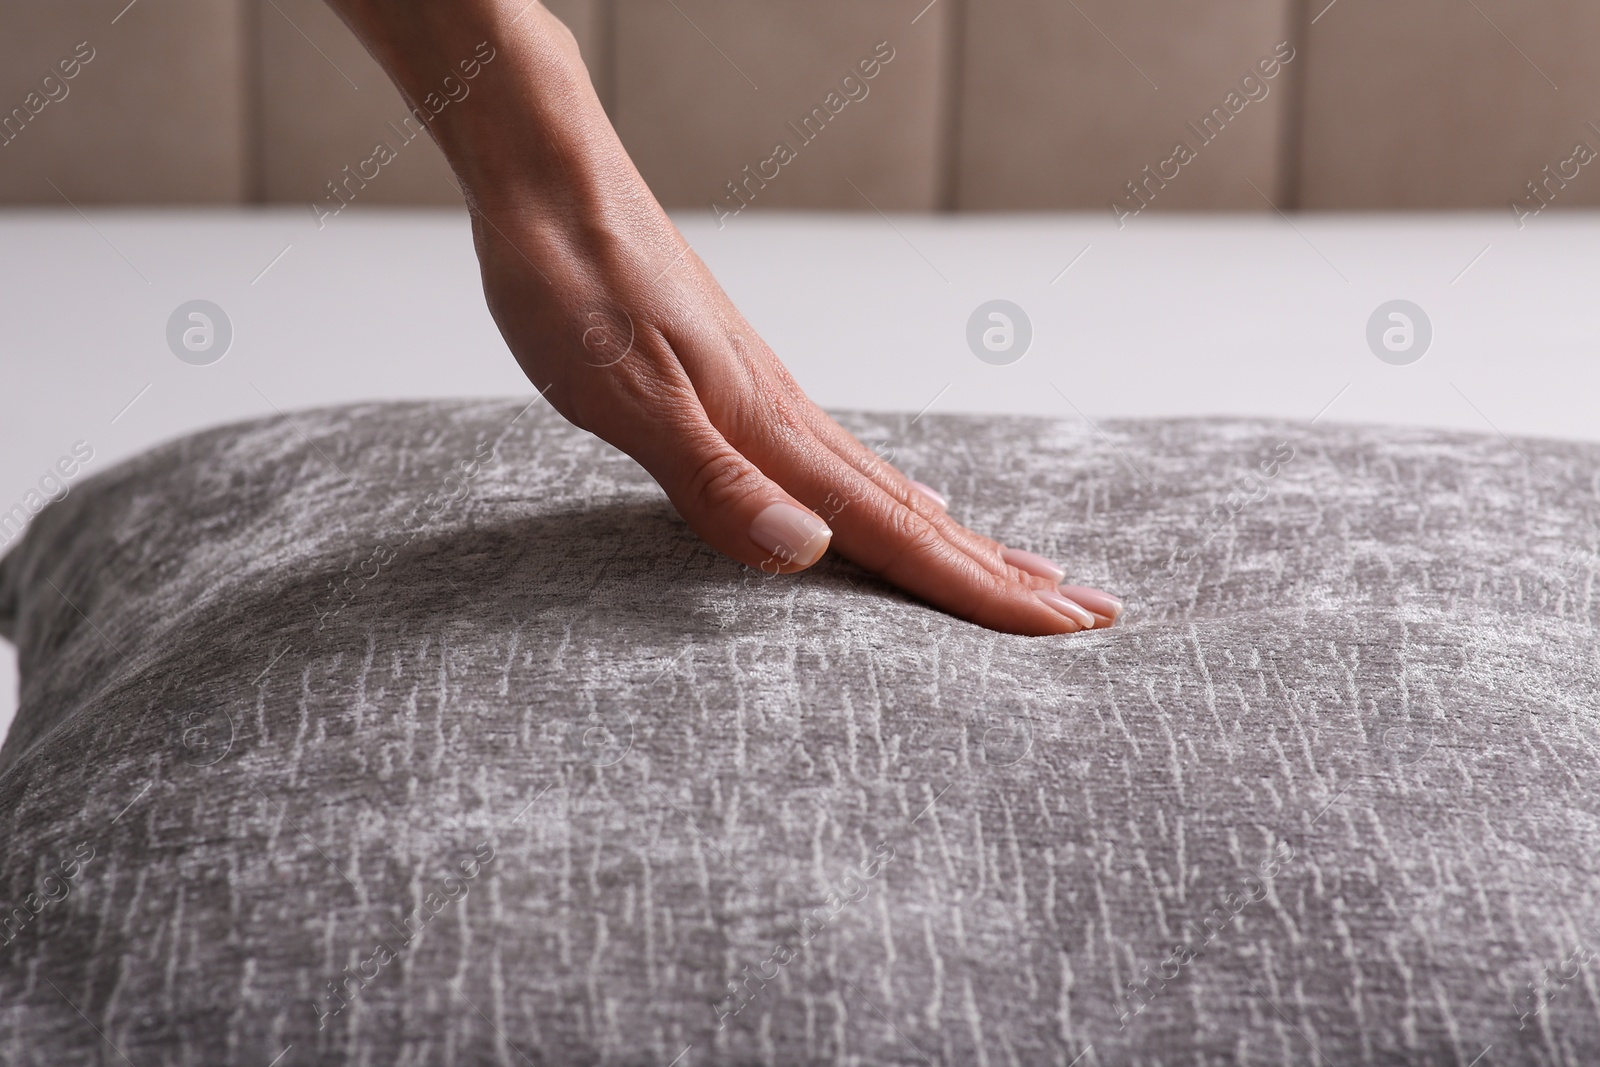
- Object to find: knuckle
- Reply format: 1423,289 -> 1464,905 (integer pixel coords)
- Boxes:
759,390 -> 810,445
683,448 -> 760,515
880,505 -> 952,570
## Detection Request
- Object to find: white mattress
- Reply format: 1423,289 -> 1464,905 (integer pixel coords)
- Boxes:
2,207 -> 1597,740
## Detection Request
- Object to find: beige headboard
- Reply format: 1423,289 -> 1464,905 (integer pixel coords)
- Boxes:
2,0 -> 1594,221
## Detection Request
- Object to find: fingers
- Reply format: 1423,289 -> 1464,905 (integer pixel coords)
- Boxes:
665,325 -> 1105,633
637,391 -> 1121,633
823,466 -> 1088,635
996,551 -> 1123,627
1059,585 -> 1125,627
608,393 -> 835,576
711,409 -> 1088,636
779,386 -> 1126,630
786,398 -> 1017,577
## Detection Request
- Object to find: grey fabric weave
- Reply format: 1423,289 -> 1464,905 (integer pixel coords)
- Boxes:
1,399 -> 1597,1066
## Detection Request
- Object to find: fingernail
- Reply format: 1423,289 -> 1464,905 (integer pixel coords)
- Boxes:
908,481 -> 948,511
1002,547 -> 1067,584
750,503 -> 832,568
1059,585 -> 1123,622
1035,589 -> 1093,630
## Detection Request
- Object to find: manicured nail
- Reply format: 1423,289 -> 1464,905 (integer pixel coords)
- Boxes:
750,502 -> 832,568
1002,547 -> 1067,584
909,480 -> 948,511
1035,588 -> 1093,630
1059,585 -> 1123,623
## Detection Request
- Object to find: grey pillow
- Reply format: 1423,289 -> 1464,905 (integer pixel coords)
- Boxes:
1,399 -> 1596,1066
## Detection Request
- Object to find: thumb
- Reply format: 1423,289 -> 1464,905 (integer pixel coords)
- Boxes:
631,413 -> 833,574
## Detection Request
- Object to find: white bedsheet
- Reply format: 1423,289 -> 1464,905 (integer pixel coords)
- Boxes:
2,207 -> 1596,742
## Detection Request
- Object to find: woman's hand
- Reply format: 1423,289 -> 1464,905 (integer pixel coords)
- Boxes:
327,0 -> 1122,635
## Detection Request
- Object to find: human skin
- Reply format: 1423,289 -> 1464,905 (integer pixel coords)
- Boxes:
324,0 -> 1122,635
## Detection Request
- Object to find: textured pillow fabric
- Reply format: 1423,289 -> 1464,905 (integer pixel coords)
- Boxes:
0,399 -> 1596,1066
